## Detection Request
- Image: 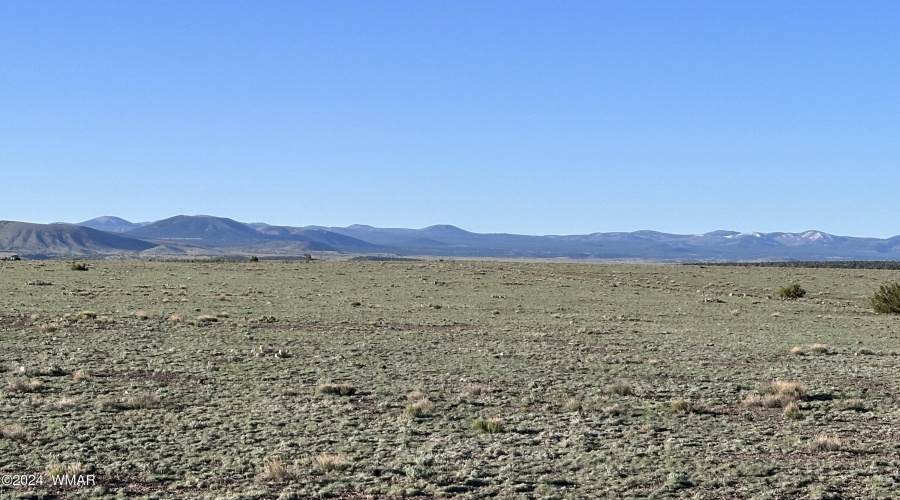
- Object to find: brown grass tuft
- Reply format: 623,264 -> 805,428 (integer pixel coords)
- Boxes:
134,310 -> 149,320
72,369 -> 91,382
669,399 -> 698,414
6,377 -> 43,393
405,397 -> 434,418
55,395 -> 78,409
312,453 -> 349,472
605,380 -> 634,396
790,346 -> 804,355
810,343 -> 829,354
563,398 -> 582,412
316,382 -> 357,396
465,383 -> 493,396
263,457 -> 296,482
75,310 -> 97,321
808,434 -> 842,452
1,424 -> 29,440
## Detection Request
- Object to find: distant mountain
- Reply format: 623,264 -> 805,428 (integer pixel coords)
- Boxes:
253,225 -> 381,252
76,216 -> 150,233
0,221 -> 157,257
125,215 -> 272,247
7,215 -> 900,261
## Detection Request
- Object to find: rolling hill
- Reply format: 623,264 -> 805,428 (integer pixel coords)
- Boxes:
0,221 -> 157,257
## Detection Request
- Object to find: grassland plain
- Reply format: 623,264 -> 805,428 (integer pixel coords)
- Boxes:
2,259 -> 900,499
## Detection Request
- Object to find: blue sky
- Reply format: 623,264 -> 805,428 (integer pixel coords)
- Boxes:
2,1 -> 898,237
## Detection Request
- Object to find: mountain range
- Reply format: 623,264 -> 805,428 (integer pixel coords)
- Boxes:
1,215 -> 899,262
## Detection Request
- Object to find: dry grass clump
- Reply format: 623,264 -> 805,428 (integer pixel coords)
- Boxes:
808,434 -> 842,452
1,424 -> 29,440
55,395 -> 78,409
810,343 -> 829,355
790,346 -> 805,356
168,314 -> 183,324
122,391 -> 160,409
312,453 -> 349,472
46,461 -> 85,479
99,391 -> 160,410
783,402 -> 803,420
6,377 -> 43,393
40,323 -> 58,333
465,383 -> 493,396
407,390 -> 428,401
856,347 -> 875,355
768,380 -> 806,400
837,399 -> 867,412
405,397 -> 434,418
602,404 -> 621,416
669,399 -> 698,414
316,382 -> 357,396
760,380 -> 807,408
563,398 -> 583,412
742,394 -> 762,407
134,310 -> 149,320
744,380 -> 807,409
197,314 -> 218,323
605,380 -> 634,396
262,457 -> 299,482
472,417 -> 504,433
75,310 -> 97,321
72,369 -> 91,382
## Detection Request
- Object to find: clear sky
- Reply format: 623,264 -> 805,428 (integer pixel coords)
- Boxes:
2,1 -> 898,237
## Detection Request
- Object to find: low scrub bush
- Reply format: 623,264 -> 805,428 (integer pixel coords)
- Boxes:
472,417 -> 504,433
871,282 -> 900,314
779,284 -> 806,299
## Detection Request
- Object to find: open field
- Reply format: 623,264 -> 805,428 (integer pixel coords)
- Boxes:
3,259 -> 900,499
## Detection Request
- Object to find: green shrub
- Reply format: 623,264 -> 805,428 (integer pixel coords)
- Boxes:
472,417 -> 504,433
778,284 -> 806,299
70,259 -> 88,271
871,282 -> 900,314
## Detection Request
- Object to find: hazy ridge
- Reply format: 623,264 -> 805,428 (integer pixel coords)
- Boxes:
1,215 -> 899,261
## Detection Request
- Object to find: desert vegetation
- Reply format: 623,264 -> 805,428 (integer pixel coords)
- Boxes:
871,281 -> 900,313
1,259 -> 899,497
